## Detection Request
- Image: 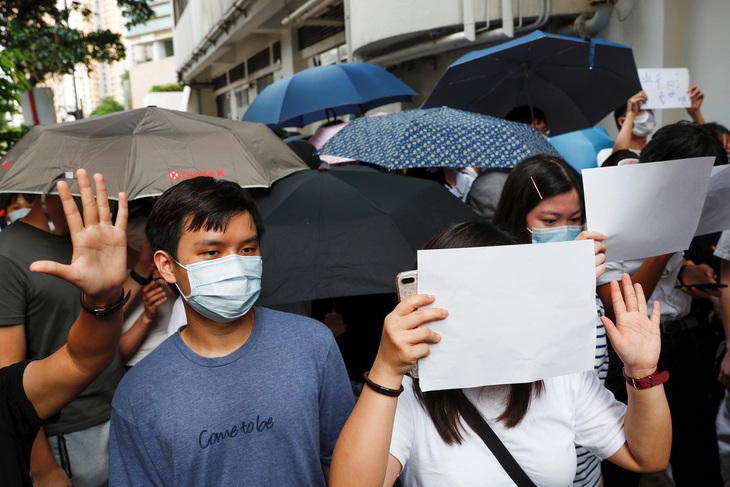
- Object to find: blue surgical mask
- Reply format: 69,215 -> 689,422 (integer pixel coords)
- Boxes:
530,225 -> 583,244
8,208 -> 31,222
173,254 -> 263,322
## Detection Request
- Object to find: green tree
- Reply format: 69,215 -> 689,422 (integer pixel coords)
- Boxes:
0,1 -> 152,150
91,96 -> 124,116
0,51 -> 32,154
0,0 -> 154,93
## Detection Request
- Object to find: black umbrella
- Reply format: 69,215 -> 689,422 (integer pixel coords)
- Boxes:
422,30 -> 642,135
251,166 -> 478,305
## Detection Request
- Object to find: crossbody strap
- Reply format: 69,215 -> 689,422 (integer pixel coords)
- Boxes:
461,397 -> 536,487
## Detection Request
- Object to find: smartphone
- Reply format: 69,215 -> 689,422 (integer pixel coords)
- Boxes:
396,270 -> 418,302
673,282 -> 729,290
396,270 -> 420,379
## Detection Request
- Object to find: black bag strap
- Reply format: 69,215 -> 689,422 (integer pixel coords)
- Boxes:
461,397 -> 536,487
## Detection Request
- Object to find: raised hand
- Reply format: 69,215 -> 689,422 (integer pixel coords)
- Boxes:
627,91 -> 648,116
601,273 -> 661,378
372,294 -> 447,381
29,169 -> 128,305
141,273 -> 168,321
688,84 -> 704,112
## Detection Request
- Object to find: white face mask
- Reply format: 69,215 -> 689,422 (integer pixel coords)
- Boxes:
8,208 -> 31,223
174,254 -> 263,323
632,111 -> 655,137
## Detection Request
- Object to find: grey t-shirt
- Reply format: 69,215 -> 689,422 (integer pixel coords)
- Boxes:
0,222 -> 124,435
110,307 -> 355,486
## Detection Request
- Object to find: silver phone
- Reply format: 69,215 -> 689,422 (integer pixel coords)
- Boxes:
395,270 -> 419,378
396,270 -> 418,302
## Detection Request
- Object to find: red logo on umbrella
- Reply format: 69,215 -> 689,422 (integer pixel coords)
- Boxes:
169,170 -> 180,180
1,159 -> 10,171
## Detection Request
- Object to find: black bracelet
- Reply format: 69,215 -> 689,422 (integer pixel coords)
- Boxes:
80,289 -> 131,318
129,269 -> 153,286
363,371 -> 404,397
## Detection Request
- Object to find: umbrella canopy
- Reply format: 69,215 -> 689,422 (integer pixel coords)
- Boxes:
317,107 -> 560,170
0,107 -> 308,200
549,125 -> 614,171
422,30 -> 641,136
250,166 -> 478,305
241,63 -> 416,129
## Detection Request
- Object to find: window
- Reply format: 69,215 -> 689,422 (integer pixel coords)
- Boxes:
256,74 -> 274,94
247,47 -> 271,75
229,62 -> 246,83
213,73 -> 228,91
216,92 -> 231,119
233,87 -> 249,120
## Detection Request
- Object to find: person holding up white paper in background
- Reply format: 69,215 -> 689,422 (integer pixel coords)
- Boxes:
597,121 -> 727,486
597,83 -> 706,166
330,221 -> 671,487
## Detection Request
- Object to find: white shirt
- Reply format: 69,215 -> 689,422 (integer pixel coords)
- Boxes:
390,373 -> 626,486
596,252 -> 689,320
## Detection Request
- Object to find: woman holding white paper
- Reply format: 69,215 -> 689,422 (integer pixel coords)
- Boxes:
493,154 -> 608,487
329,221 -> 670,487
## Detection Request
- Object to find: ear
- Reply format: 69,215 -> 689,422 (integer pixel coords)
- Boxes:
154,250 -> 178,285
617,116 -> 625,128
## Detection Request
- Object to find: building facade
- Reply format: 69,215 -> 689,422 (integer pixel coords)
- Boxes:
172,0 -> 729,135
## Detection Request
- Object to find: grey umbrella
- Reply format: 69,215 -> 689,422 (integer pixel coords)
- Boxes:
0,107 -> 308,199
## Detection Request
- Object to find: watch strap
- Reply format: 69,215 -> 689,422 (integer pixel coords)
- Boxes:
623,367 -> 669,389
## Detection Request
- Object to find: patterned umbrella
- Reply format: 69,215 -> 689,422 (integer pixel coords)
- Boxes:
317,107 -> 560,170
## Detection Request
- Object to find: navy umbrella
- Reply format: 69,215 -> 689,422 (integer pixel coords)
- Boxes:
318,107 -> 560,170
242,63 -> 416,129
250,166 -> 477,305
422,30 -> 641,136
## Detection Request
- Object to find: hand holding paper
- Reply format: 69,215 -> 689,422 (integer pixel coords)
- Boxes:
576,230 -> 607,278
369,294 -> 446,388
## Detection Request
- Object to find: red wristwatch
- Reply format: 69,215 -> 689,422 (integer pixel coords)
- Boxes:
623,367 -> 670,389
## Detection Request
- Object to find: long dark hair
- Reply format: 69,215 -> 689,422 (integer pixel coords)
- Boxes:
492,155 -> 584,243
413,221 -> 544,445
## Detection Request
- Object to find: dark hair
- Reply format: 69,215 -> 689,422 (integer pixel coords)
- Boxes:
492,155 -> 584,243
702,122 -> 730,142
504,105 -> 547,125
412,221 -> 544,445
639,121 -> 728,166
612,103 -> 627,130
3,193 -> 35,212
145,177 -> 265,260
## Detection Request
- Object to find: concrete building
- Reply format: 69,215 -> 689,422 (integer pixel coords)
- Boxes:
125,0 -> 181,110
172,0 -> 730,136
48,0 -> 128,121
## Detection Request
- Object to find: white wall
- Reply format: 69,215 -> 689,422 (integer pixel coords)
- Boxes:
596,0 -> 730,136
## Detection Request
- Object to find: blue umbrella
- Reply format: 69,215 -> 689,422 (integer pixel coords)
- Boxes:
422,30 -> 641,136
242,63 -> 416,129
549,125 -> 614,171
318,107 -> 560,170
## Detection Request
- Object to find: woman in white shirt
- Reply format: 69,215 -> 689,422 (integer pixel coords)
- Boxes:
329,221 -> 671,487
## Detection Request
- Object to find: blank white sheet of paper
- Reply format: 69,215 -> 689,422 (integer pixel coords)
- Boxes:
416,240 -> 597,392
583,157 -> 715,262
695,165 -> 730,236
